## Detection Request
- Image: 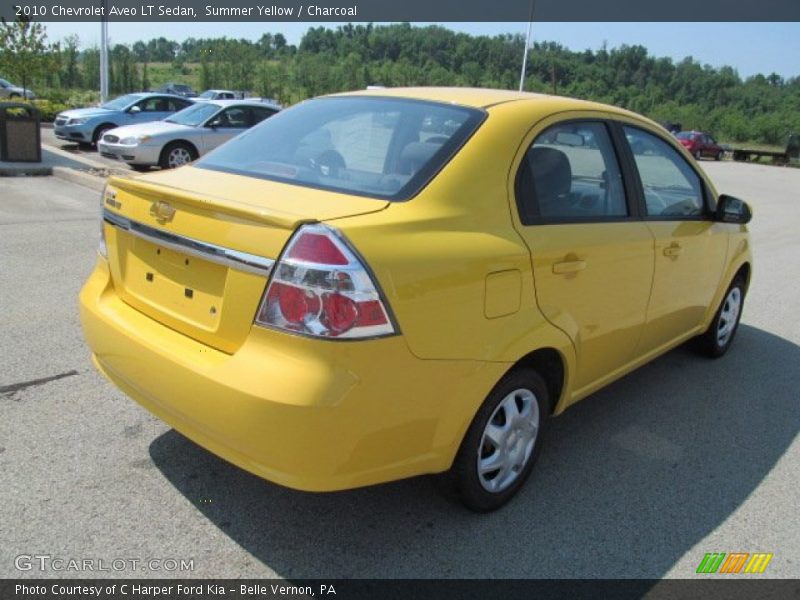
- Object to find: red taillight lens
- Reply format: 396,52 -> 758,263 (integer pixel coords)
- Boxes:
268,282 -> 321,325
287,232 -> 348,265
255,225 -> 396,339
323,293 -> 358,333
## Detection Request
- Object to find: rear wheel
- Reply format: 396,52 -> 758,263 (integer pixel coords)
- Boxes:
447,368 -> 549,512
695,277 -> 746,358
160,142 -> 197,169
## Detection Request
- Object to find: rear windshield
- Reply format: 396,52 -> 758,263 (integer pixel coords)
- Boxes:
676,132 -> 697,140
165,102 -> 219,126
195,96 -> 485,200
101,94 -> 141,110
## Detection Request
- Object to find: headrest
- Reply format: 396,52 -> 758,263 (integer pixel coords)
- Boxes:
399,142 -> 441,174
528,146 -> 571,198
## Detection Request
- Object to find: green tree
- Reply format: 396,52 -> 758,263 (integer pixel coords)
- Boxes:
61,34 -> 81,88
141,61 -> 150,92
0,15 -> 50,97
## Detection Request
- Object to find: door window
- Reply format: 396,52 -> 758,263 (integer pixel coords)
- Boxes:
215,107 -> 249,128
136,97 -> 169,112
623,126 -> 706,218
250,106 -> 278,125
516,121 -> 627,224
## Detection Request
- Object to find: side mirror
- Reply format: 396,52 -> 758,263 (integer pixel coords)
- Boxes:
129,105 -> 142,114
716,194 -> 752,224
207,119 -> 221,129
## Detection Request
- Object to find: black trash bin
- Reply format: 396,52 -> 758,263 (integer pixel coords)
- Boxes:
0,102 -> 42,162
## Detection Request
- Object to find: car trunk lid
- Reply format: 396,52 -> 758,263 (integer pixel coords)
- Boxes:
103,167 -> 389,353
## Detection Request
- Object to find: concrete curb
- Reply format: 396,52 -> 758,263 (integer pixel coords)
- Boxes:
52,166 -> 106,192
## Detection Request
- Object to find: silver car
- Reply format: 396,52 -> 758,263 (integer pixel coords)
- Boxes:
97,99 -> 280,170
0,77 -> 35,99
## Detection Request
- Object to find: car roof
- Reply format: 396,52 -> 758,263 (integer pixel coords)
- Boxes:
333,86 -> 638,116
207,99 -> 281,109
134,92 -> 191,99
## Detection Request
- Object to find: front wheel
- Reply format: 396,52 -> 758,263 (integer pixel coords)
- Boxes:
695,277 -> 746,358
159,142 -> 197,169
447,368 -> 549,512
93,124 -> 116,145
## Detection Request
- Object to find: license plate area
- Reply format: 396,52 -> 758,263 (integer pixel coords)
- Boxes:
122,237 -> 227,331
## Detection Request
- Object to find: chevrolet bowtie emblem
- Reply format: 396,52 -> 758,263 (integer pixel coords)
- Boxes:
151,200 -> 176,222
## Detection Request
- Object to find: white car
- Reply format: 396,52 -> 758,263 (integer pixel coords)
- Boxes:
97,99 -> 280,170
196,89 -> 239,101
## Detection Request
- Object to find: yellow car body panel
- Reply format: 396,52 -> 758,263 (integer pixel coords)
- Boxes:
79,88 -> 752,492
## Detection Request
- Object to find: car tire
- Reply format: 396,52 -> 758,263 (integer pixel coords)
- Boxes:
93,124 -> 116,145
694,150 -> 702,160
695,277 -> 746,358
447,368 -> 549,512
715,150 -> 723,161
9,93 -> 20,99
160,142 -> 197,169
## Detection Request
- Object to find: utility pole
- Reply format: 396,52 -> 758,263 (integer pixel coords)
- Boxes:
100,0 -> 109,102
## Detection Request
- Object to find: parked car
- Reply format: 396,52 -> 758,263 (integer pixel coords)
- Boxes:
154,82 -> 197,98
97,99 -> 280,170
54,93 -> 194,147
80,88 -> 752,511
196,89 -> 239,101
676,130 -> 725,160
0,77 -> 35,99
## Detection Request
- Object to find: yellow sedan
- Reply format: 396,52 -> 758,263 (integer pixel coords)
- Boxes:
80,88 -> 752,511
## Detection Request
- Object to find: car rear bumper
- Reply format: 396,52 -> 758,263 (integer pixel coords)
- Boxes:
79,257 -> 506,491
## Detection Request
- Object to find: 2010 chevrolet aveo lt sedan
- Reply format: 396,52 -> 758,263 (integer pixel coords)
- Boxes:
80,88 -> 752,511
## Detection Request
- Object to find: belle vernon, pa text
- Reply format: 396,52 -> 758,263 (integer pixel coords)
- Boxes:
45,4 -> 358,18
15,583 -> 338,597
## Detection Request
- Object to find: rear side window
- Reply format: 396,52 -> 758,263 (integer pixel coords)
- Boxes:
624,127 -> 705,218
516,121 -> 627,224
250,106 -> 278,125
196,96 -> 485,200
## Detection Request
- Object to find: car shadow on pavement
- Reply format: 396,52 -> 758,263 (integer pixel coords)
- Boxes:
149,324 -> 799,578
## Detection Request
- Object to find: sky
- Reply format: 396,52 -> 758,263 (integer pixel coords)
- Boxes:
41,22 -> 800,80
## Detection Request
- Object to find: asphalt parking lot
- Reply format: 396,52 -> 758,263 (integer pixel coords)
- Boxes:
40,127 -> 139,174
1,161 -> 798,580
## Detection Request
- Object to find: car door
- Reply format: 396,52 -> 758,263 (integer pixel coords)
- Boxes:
621,125 -> 729,355
512,118 -> 655,393
201,106 -> 251,152
701,134 -> 714,157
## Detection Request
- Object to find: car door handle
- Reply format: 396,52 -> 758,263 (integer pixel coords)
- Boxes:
663,243 -> 683,257
552,260 -> 586,274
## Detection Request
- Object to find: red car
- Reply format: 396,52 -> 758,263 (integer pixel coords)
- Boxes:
677,131 -> 724,161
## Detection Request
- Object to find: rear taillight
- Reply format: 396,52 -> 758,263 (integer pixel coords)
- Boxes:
255,224 -> 396,339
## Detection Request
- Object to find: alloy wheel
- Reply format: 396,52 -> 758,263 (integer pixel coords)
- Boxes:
716,287 -> 742,346
477,388 -> 540,493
